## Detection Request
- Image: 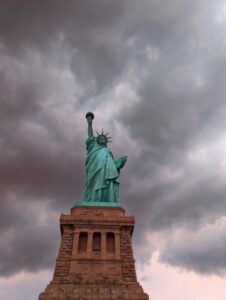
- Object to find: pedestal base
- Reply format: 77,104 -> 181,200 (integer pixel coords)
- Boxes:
39,282 -> 149,300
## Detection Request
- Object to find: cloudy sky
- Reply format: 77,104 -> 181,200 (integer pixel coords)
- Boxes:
0,1 -> 226,299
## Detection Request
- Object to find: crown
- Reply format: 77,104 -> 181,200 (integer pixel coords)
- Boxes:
96,129 -> 112,143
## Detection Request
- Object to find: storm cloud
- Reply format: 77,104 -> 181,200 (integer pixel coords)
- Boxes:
0,0 -> 226,290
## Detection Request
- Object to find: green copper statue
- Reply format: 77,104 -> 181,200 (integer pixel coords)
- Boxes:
82,112 -> 127,205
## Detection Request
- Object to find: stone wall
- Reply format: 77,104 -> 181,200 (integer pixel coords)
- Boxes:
53,225 -> 73,279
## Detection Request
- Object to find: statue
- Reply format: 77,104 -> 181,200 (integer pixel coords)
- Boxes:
82,112 -> 127,205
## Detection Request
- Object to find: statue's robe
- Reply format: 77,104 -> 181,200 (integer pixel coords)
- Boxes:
83,137 -> 119,202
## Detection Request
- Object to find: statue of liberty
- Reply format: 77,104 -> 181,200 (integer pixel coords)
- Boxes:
82,112 -> 127,205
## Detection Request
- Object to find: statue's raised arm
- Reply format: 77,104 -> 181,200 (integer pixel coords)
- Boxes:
82,112 -> 127,206
86,112 -> 94,138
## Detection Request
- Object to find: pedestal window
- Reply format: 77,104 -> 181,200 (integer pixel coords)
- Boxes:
107,232 -> 115,253
78,232 -> 88,252
93,232 -> 101,252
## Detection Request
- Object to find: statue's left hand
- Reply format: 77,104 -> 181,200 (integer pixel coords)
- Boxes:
115,156 -> 127,170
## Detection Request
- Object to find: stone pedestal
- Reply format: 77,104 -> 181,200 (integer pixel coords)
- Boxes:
39,206 -> 149,300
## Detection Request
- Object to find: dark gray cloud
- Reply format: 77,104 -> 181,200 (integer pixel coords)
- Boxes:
0,198 -> 59,276
160,217 -> 226,275
0,0 -> 128,94
0,0 -> 226,281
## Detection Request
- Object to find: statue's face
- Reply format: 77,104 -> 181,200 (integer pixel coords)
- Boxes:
96,135 -> 107,146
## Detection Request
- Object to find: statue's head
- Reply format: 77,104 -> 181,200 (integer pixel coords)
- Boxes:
96,130 -> 112,146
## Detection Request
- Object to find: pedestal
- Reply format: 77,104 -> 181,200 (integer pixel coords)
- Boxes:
39,206 -> 149,300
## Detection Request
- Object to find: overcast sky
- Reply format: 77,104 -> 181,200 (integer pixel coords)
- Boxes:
0,1 -> 226,299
